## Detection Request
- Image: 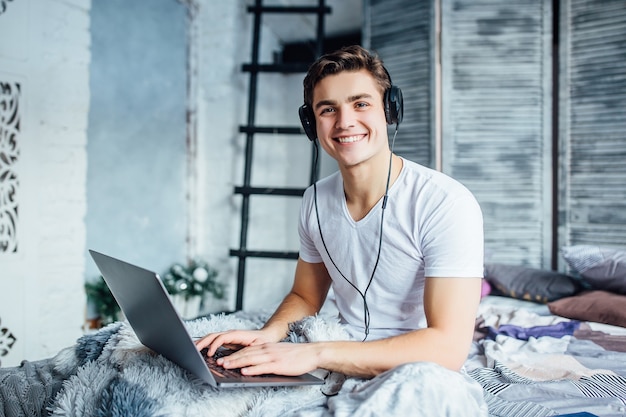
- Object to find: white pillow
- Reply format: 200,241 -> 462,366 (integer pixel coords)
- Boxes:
561,245 -> 626,294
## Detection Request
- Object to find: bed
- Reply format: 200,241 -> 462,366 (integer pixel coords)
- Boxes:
1,245 -> 625,416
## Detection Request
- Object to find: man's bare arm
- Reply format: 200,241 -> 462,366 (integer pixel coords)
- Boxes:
217,276 -> 482,378
196,258 -> 331,355
260,259 -> 333,340
314,276 -> 482,376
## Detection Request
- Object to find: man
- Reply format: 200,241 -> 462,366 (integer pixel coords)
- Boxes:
196,45 -> 483,380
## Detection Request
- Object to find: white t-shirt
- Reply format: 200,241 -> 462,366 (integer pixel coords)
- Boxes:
298,158 -> 484,341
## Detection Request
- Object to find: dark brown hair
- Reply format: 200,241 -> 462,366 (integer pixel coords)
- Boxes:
302,45 -> 391,107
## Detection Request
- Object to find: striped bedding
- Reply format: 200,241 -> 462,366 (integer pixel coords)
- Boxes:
1,296 -> 625,417
467,296 -> 626,416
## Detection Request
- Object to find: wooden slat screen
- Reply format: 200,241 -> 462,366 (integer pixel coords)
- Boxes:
366,0 -> 626,268
441,0 -> 553,267
366,0 -> 435,167
559,0 -> 626,251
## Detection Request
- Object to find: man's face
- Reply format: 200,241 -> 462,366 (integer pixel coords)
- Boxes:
311,69 -> 389,169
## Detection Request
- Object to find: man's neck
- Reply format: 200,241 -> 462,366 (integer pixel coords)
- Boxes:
340,153 -> 402,222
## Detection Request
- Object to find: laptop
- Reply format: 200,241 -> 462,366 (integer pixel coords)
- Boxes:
89,250 -> 324,388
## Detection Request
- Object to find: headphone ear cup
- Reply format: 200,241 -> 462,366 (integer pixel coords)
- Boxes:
299,104 -> 317,141
384,85 -> 403,126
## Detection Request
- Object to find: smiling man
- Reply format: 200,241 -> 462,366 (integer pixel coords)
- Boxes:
196,45 -> 486,412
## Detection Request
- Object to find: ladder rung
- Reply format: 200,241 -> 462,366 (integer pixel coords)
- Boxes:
234,186 -> 306,197
247,6 -> 331,14
242,63 -> 311,73
229,249 -> 299,260
239,125 -> 303,135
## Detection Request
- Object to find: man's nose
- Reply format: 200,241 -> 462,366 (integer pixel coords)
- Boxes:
335,108 -> 355,130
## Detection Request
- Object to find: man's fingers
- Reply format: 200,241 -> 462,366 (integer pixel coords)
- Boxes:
196,331 -> 253,356
195,329 -> 276,358
194,333 -> 216,352
218,345 -> 258,366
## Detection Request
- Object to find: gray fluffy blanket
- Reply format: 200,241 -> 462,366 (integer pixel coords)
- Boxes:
0,312 -> 487,417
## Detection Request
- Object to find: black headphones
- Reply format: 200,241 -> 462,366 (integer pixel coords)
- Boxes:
298,72 -> 403,141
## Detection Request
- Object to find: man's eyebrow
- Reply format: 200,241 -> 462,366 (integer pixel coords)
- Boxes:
313,93 -> 374,110
314,99 -> 336,110
347,93 -> 374,103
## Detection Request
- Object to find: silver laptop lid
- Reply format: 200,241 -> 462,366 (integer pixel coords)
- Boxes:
89,250 -> 217,385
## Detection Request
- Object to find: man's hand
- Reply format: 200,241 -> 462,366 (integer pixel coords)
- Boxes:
211,342 -> 321,377
194,329 -> 276,358
194,258 -> 332,376
195,330 -> 321,376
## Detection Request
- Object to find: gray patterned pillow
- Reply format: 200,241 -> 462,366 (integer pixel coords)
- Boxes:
561,245 -> 626,295
484,264 -> 580,303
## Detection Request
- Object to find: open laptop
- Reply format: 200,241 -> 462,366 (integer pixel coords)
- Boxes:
89,250 -> 324,388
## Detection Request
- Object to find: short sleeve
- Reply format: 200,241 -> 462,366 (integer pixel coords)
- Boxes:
298,186 -> 323,264
422,193 -> 484,278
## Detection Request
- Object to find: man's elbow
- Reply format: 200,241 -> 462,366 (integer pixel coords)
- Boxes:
428,333 -> 473,372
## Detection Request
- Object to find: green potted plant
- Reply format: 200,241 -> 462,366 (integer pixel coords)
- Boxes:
85,258 -> 225,326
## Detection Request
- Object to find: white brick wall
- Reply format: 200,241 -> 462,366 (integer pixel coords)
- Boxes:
0,0 -> 90,366
0,0 -> 318,369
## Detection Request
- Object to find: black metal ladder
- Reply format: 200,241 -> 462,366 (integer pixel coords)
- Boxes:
230,0 -> 331,311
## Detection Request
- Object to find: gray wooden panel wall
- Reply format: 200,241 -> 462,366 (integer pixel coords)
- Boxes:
365,0 -> 435,167
559,0 -> 626,252
366,0 -> 626,269
441,0 -> 553,267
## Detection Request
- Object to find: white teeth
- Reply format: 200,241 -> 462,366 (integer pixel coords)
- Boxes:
336,135 -> 363,143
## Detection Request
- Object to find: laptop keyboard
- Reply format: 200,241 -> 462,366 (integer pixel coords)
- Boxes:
201,348 -> 272,379
206,355 -> 245,378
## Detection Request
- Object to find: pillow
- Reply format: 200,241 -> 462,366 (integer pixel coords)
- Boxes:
480,279 -> 492,298
484,263 -> 580,303
561,245 -> 626,294
548,290 -> 626,328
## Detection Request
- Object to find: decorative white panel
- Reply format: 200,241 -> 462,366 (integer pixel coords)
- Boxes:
0,82 -> 20,254
0,0 -> 89,366
0,316 -> 17,366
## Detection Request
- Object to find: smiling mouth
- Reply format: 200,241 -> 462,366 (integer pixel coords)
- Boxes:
335,134 -> 365,144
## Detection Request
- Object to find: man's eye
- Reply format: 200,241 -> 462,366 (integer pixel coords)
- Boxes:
355,102 -> 369,108
320,108 -> 335,114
